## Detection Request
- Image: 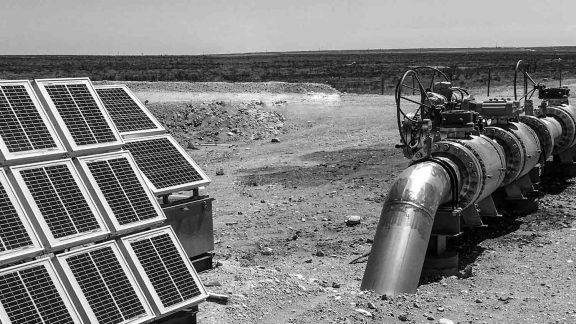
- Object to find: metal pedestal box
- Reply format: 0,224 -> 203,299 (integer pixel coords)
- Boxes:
162,196 -> 214,271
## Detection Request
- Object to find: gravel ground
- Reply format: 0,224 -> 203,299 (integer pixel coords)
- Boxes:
132,82 -> 576,324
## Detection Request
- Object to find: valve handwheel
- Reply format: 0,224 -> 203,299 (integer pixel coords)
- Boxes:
514,60 -> 538,102
395,66 -> 449,158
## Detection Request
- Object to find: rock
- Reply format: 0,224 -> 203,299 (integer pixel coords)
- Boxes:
332,282 -> 341,288
355,309 -> 373,318
475,298 -> 482,303
367,302 -> 377,309
437,307 -> 445,312
260,247 -> 274,255
186,141 -> 199,150
398,313 -> 409,321
271,138 -> 280,143
204,281 -> 222,287
345,215 -> 362,226
438,318 -> 455,324
207,293 -> 229,305
315,250 -> 325,257
459,264 -> 474,278
216,169 -> 225,176
304,259 -> 312,263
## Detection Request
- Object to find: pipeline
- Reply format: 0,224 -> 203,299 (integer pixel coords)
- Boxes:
362,70 -> 576,296
360,159 -> 455,295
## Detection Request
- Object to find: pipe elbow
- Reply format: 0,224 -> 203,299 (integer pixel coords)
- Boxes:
361,159 -> 455,295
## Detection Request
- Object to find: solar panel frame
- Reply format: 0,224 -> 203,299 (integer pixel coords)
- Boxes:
0,258 -> 83,324
0,169 -> 44,266
9,159 -> 110,250
0,80 -> 67,165
33,78 -> 123,155
56,241 -> 155,324
94,84 -> 166,138
118,226 -> 208,315
76,151 -> 166,234
124,135 -> 211,195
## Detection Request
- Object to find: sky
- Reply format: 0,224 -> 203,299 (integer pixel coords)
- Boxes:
0,0 -> 575,55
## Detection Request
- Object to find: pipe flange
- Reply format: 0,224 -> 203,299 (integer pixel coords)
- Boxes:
519,115 -> 553,161
431,140 -> 482,209
483,126 -> 523,185
546,106 -> 576,154
453,138 -> 487,197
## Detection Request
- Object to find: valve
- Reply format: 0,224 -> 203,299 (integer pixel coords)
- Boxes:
394,66 -> 470,159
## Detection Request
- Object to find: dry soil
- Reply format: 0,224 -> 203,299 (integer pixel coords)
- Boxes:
129,81 -> 576,324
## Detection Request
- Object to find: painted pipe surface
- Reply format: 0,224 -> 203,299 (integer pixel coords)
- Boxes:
361,160 -> 453,295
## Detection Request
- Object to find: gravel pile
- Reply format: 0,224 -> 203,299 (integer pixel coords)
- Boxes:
147,100 -> 286,144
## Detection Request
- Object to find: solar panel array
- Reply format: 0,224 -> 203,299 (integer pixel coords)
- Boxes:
57,242 -> 154,324
0,170 -> 43,265
11,160 -> 109,249
95,85 -> 165,136
120,227 -> 207,313
77,152 -> 165,232
0,78 -> 209,321
0,259 -> 81,323
0,80 -> 65,163
124,135 -> 210,195
34,78 -> 122,153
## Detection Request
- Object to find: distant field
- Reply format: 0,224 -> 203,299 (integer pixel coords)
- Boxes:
1,46 -> 575,94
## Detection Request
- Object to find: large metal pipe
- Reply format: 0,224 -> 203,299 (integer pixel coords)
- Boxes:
361,159 -> 455,295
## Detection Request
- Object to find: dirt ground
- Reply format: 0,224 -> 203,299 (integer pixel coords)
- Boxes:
132,81 -> 576,324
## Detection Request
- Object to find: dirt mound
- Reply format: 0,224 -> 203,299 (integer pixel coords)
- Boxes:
147,100 -> 286,144
98,80 -> 341,95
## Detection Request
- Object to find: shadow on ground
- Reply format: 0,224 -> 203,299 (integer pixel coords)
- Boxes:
237,146 -> 404,189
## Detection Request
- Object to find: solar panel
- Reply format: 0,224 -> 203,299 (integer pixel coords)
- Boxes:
95,85 -> 165,137
0,169 -> 43,265
56,241 -> 155,324
33,78 -> 123,154
124,135 -> 211,195
119,226 -> 207,314
10,159 -> 109,250
0,80 -> 66,164
0,258 -> 82,323
76,152 -> 166,233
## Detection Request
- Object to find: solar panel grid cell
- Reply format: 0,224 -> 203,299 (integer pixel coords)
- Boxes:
18,163 -> 101,241
96,87 -> 158,133
19,265 -> 75,323
67,84 -> 117,144
65,245 -> 148,324
152,234 -> 201,301
0,84 -> 57,153
44,84 -> 96,146
131,238 -> 183,307
0,263 -> 75,324
0,181 -> 34,252
43,83 -> 117,147
124,137 -> 205,191
85,156 -> 161,226
125,229 -> 204,312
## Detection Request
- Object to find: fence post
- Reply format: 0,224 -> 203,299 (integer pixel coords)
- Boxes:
487,68 -> 491,97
